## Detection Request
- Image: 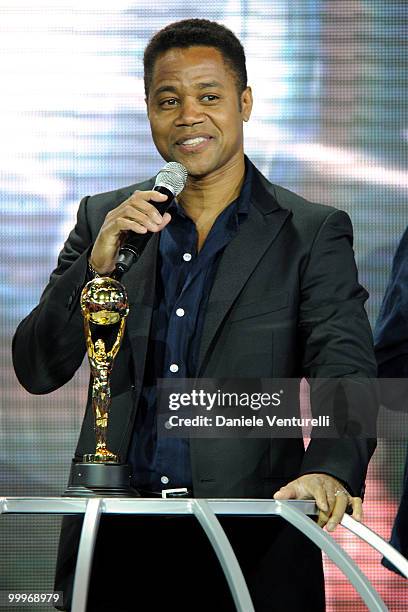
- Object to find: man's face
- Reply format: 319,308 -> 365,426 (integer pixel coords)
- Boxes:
146,46 -> 252,178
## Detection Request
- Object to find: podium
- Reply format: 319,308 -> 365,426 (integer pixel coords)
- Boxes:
1,497 -> 407,612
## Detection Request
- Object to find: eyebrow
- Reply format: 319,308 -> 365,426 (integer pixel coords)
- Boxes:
153,81 -> 224,96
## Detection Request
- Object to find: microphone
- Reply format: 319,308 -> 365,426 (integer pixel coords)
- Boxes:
115,161 -> 188,278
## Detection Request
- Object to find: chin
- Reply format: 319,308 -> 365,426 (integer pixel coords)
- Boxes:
178,157 -> 218,179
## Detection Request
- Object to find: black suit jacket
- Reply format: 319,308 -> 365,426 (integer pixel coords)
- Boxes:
13,160 -> 377,498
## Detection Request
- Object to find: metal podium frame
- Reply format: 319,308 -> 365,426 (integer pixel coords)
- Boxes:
1,497 -> 407,612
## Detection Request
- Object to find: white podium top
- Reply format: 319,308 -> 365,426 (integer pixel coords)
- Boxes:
0,496 -> 318,516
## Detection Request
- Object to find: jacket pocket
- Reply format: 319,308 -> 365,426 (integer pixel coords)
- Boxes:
230,291 -> 289,322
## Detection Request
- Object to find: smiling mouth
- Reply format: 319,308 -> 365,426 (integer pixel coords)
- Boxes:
176,135 -> 213,150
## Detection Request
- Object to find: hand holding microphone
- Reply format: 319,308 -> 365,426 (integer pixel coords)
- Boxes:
89,162 -> 188,277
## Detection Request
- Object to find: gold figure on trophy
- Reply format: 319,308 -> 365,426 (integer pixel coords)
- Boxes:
80,276 -> 129,463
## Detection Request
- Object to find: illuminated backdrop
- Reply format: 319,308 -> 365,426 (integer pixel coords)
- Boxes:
0,1 -> 407,610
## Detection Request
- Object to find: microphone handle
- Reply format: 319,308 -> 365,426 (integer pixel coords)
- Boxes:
115,185 -> 174,278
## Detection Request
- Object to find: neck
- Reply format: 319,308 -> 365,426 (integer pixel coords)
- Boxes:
178,154 -> 245,225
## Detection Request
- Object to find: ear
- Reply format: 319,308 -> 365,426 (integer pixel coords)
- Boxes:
241,86 -> 253,122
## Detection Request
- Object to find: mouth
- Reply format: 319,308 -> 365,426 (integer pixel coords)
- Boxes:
175,134 -> 214,153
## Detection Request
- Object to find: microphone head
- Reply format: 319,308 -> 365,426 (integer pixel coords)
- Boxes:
154,162 -> 188,196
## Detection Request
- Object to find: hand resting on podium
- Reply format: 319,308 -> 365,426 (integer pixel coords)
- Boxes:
274,473 -> 362,532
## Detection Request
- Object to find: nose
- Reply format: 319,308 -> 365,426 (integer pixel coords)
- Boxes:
174,96 -> 205,127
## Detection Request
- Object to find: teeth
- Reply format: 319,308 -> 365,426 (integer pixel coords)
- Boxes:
181,137 -> 207,146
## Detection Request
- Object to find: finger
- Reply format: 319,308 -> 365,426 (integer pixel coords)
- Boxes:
308,484 -> 329,514
326,492 -> 349,532
146,190 -> 169,203
130,192 -> 169,219
350,497 -> 363,522
326,488 -> 337,515
317,509 -> 330,528
125,205 -> 163,226
133,189 -> 169,204
316,484 -> 336,527
118,207 -> 165,232
118,200 -> 163,226
142,211 -> 172,231
158,212 -> 172,229
273,483 -> 298,500
114,218 -> 148,234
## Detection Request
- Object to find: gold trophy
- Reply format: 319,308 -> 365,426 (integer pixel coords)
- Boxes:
64,276 -> 137,496
82,276 -> 128,463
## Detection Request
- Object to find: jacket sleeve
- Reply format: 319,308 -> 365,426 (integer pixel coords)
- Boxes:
297,210 -> 378,496
12,195 -> 93,394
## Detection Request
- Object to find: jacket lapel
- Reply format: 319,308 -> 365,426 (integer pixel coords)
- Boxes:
197,168 -> 291,375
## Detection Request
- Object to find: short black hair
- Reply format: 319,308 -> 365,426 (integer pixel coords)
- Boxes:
143,19 -> 247,98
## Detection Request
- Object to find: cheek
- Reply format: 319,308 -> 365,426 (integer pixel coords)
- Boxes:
149,122 -> 168,148
218,112 -> 242,135
149,111 -> 165,131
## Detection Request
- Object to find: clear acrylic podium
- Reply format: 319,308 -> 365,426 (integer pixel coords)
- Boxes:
1,497 -> 407,612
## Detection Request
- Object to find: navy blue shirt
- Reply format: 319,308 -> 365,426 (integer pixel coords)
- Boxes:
127,163 -> 252,491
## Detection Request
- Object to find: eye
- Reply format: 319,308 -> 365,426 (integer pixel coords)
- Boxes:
159,98 -> 179,108
201,94 -> 219,102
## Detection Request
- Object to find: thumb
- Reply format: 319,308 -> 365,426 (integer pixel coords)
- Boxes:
273,483 -> 298,500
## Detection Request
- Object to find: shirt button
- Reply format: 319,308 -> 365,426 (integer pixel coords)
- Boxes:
183,253 -> 192,262
169,364 -> 179,373
161,476 -> 169,484
176,308 -> 185,317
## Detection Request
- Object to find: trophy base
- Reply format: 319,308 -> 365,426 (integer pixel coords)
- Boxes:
63,460 -> 140,498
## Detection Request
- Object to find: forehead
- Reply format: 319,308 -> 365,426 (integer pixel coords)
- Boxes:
150,46 -> 235,91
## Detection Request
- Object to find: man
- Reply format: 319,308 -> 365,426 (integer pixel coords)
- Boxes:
13,19 -> 377,611
375,226 -> 408,575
